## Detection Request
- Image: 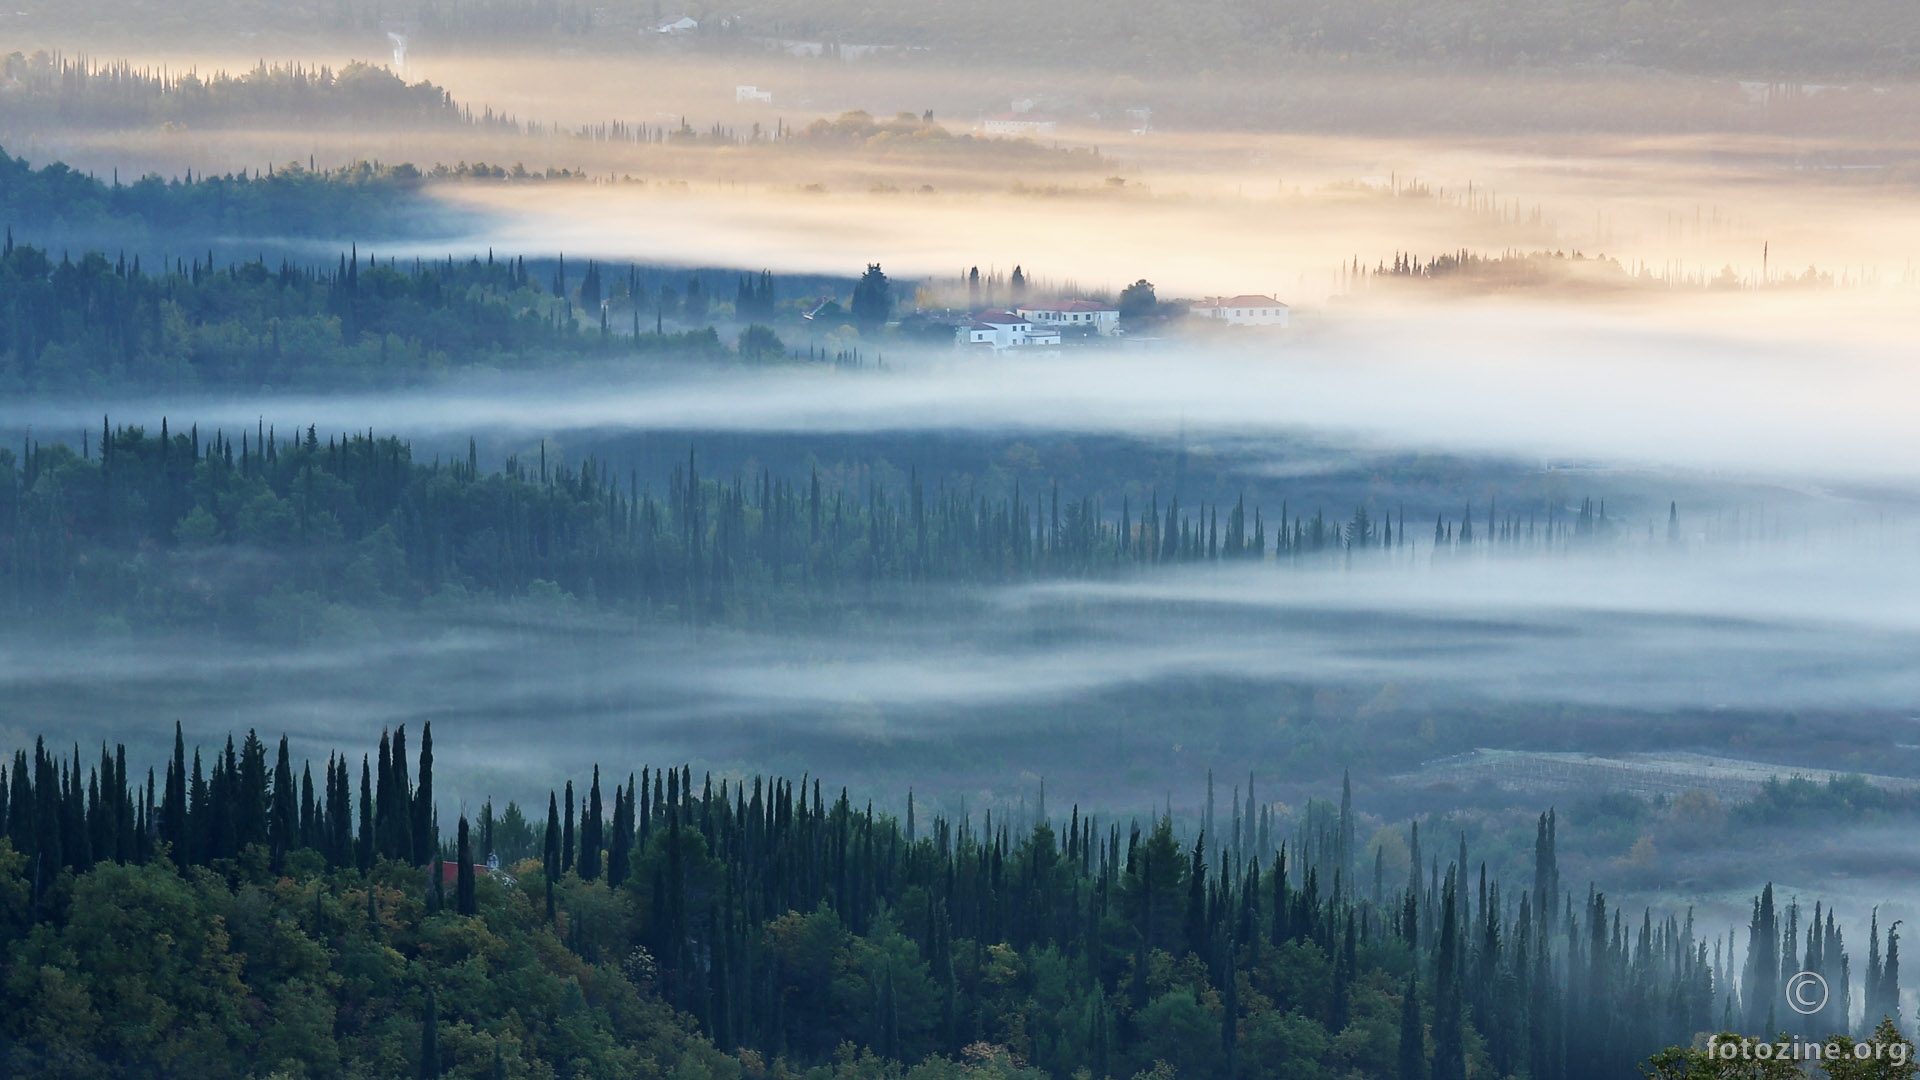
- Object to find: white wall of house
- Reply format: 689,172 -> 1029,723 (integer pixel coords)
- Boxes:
956,313 -> 1062,351
1190,295 -> 1290,327
1018,302 -> 1120,336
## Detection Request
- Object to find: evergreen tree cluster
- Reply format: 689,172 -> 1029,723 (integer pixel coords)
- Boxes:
0,53 -> 513,133
0,729 -> 1908,1077
0,147 -> 460,243
0,235 -> 735,390
0,420 -> 1628,629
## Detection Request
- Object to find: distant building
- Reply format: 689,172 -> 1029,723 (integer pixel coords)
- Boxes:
982,114 -> 1057,137
654,15 -> 698,34
735,85 -> 774,105
959,310 -> 1062,351
1125,106 -> 1152,133
1018,300 -> 1120,336
1190,295 -> 1290,327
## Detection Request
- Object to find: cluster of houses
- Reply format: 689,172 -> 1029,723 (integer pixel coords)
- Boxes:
951,295 -> 1287,352
957,301 -> 1118,350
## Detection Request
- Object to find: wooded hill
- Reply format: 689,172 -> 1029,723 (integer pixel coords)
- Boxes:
0,725 -> 1906,1078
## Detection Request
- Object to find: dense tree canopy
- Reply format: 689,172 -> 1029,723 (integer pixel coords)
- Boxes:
0,729 -> 1907,1078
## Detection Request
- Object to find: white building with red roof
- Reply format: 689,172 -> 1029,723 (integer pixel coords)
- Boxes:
1190,295 -> 1290,327
1017,299 -> 1120,336
958,310 -> 1062,352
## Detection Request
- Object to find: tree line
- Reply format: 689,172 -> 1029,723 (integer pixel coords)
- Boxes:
1,419 -> 1638,632
0,726 -> 1908,1077
0,234 -> 752,390
0,53 -> 513,132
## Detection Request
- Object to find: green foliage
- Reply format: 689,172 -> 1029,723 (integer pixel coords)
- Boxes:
851,264 -> 893,331
740,323 -> 787,361
0,234 -> 745,391
0,729 -> 1905,1080
0,145 -> 445,241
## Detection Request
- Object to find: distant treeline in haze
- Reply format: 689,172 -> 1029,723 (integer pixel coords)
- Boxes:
15,0 -> 1920,77
3,420 -> 1625,633
0,146 -> 459,243
0,52 -> 513,131
0,229 -> 800,389
0,725 -> 1906,1078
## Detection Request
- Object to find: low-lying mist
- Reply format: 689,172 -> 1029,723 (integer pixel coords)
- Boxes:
9,295 -> 1920,484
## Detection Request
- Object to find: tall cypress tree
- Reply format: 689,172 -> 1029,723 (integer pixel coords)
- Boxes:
562,781 -> 575,876
357,755 -> 374,871
1399,976 -> 1427,1080
419,982 -> 442,1079
581,767 -> 602,881
456,815 -> 477,917
544,791 -> 561,874
413,722 -> 434,864
163,722 -> 186,857
269,735 -> 295,867
1433,871 -> 1466,1080
607,778 -> 631,888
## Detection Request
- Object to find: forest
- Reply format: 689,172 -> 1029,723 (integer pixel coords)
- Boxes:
0,230 -> 767,389
0,725 -> 1908,1079
0,146 -> 463,244
0,419 -> 1620,634
0,53 -> 509,132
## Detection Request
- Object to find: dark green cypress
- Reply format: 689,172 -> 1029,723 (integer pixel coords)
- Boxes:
562,780 -> 575,876
544,791 -> 561,874
1432,871 -> 1466,1080
413,722 -> 434,865
581,767 -> 602,881
269,735 -> 295,866
357,755 -> 374,871
1399,975 -> 1426,1080
456,815 -> 477,916
419,983 -> 442,1079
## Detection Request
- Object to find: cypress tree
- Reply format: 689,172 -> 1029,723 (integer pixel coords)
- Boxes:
544,791 -> 561,873
163,722 -> 187,857
1433,871 -> 1466,1080
1399,975 -> 1426,1080
581,767 -> 602,881
457,815 -> 477,916
419,983 -> 442,1079
269,735 -> 295,867
357,755 -> 374,871
413,722 -> 434,864
562,780 -> 575,875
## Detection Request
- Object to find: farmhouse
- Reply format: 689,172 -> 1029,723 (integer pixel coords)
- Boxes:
958,310 -> 1062,352
1190,294 -> 1290,327
982,114 -> 1058,137
1017,300 -> 1120,336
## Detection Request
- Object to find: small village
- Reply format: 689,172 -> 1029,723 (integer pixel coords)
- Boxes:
951,293 -> 1290,352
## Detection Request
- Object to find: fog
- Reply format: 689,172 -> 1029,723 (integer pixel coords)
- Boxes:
9,292 -> 1920,486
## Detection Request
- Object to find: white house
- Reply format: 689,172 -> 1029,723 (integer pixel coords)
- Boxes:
982,114 -> 1057,137
654,15 -> 698,34
958,310 -> 1062,352
735,85 -> 773,105
1190,294 -> 1290,327
1018,299 -> 1120,336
